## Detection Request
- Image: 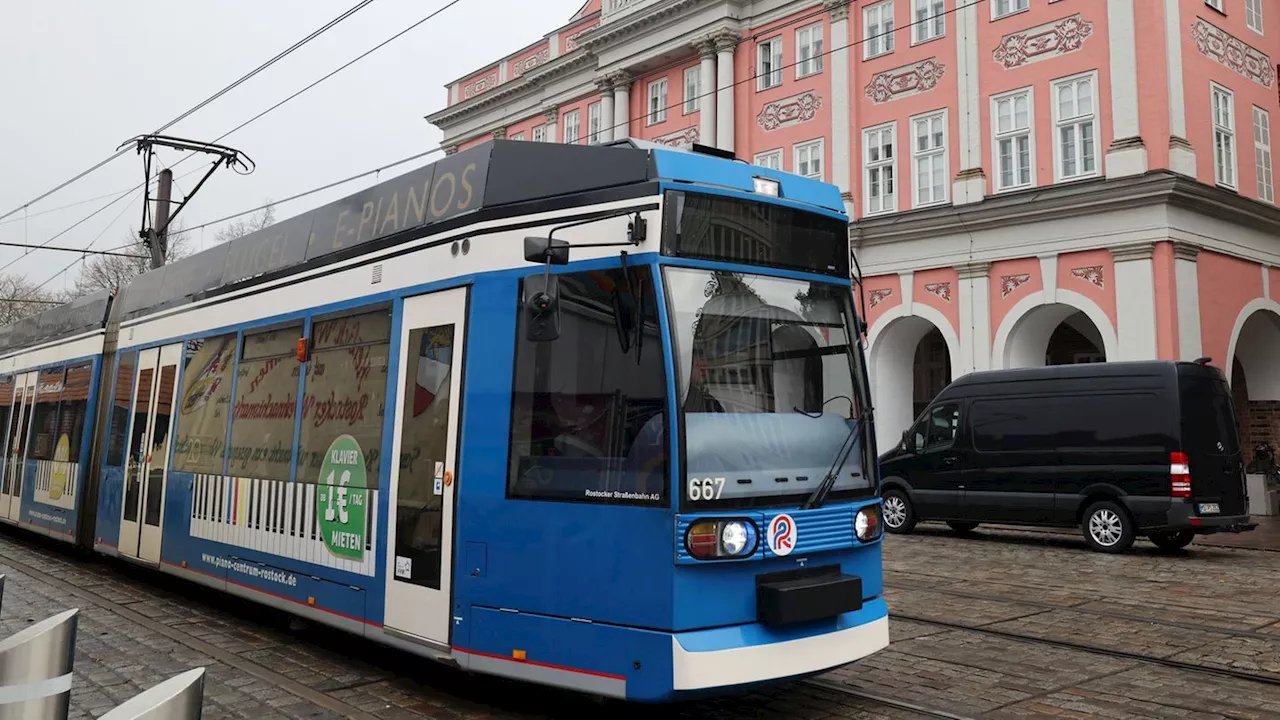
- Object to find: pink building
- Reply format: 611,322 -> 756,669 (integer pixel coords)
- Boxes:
429,0 -> 1280,510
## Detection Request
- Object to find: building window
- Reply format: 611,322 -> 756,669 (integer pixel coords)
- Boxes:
588,102 -> 602,144
1246,0 -> 1263,33
1212,83 -> 1237,189
913,0 -> 945,43
912,111 -> 947,207
863,1 -> 895,59
563,110 -> 581,145
532,125 -> 547,143
1254,106 -> 1274,202
993,88 -> 1034,191
758,37 -> 784,90
684,66 -> 701,114
796,23 -> 824,77
648,78 -> 668,125
511,132 -> 526,141
754,149 -> 783,170
864,124 -> 896,214
1205,0 -> 1225,13
993,0 -> 1028,19
795,139 -> 824,180
1052,72 -> 1098,181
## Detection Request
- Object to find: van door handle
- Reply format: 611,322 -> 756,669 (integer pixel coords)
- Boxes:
941,456 -> 958,467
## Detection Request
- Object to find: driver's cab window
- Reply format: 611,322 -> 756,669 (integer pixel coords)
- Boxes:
912,403 -> 959,452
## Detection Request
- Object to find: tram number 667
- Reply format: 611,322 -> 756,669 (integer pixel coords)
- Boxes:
688,477 -> 726,501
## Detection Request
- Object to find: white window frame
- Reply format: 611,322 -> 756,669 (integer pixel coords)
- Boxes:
912,0 -> 945,44
532,125 -> 547,143
511,132 -> 526,141
991,0 -> 1029,20
1051,70 -> 1100,182
1255,106 -> 1274,202
683,66 -> 701,114
647,78 -> 668,125
757,37 -> 784,90
991,86 -> 1036,192
863,0 -> 895,60
588,102 -> 602,144
794,138 -> 825,181
754,149 -> 783,170
1246,0 -> 1263,34
1212,83 -> 1237,189
795,23 -> 824,78
911,109 -> 948,208
563,110 -> 581,145
1205,0 -> 1225,13
863,123 -> 897,215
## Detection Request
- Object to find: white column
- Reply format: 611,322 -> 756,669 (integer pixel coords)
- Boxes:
827,1 -> 853,215
1105,0 -> 1148,178
597,77 -> 616,143
714,32 -> 736,153
1164,0 -> 1196,176
1173,242 -> 1203,361
543,107 -> 559,143
549,33 -> 561,61
613,72 -> 632,141
956,262 -> 992,373
953,0 -> 985,204
697,39 -> 717,147
1112,242 -> 1158,360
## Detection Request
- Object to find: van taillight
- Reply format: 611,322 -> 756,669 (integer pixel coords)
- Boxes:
1170,451 -> 1191,498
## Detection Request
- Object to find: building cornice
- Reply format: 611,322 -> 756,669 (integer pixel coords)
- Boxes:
426,51 -> 597,128
578,0 -> 721,50
1110,241 -> 1156,262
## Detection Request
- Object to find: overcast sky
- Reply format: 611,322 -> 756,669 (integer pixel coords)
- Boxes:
0,0 -> 584,291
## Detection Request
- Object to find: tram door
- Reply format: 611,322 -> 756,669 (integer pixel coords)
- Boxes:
1,373 -> 35,523
119,344 -> 181,565
384,288 -> 468,646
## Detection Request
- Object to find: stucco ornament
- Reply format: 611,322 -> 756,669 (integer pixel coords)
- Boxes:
993,14 -> 1095,70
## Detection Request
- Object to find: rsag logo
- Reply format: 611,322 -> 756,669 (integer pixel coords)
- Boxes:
767,513 -> 796,556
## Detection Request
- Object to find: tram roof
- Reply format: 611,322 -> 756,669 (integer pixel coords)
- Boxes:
0,140 -> 844,357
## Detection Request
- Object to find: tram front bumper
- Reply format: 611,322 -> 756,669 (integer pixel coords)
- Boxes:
670,597 -> 889,692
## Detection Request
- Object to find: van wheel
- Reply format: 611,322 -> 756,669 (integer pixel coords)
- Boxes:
1149,530 -> 1195,551
1081,501 -> 1135,553
946,521 -> 979,533
881,489 -> 916,534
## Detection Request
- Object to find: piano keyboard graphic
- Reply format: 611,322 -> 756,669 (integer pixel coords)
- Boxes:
188,474 -> 379,577
34,460 -> 78,511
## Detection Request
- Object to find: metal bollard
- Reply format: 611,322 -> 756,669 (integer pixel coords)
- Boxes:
97,668 -> 205,720
0,607 -> 78,720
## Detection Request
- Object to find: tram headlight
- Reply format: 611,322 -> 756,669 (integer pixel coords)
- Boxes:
855,505 -> 883,542
686,518 -> 758,560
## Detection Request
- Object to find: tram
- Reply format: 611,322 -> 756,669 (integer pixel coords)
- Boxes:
0,139 -> 887,701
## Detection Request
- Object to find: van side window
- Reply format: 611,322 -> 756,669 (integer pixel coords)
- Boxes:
914,403 -> 959,452
971,398 -> 1055,452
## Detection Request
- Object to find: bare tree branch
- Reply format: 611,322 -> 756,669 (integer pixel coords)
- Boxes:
213,202 -> 276,245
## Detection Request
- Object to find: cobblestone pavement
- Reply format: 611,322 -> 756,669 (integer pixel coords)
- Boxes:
0,522 -> 1275,720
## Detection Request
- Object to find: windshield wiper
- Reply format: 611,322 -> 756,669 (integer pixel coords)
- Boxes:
800,409 -> 871,510
793,395 -> 853,419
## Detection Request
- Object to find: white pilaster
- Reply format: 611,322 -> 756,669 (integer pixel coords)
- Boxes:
1173,242 -> 1202,360
613,72 -> 632,141
1112,242 -> 1158,360
697,39 -> 718,147
953,0 -> 985,204
956,262 -> 992,374
827,1 -> 852,210
543,107 -> 559,143
899,270 -> 915,311
499,63 -> 508,83
1039,255 -> 1058,299
597,77 -> 616,143
1164,0 -> 1196,176
450,83 -> 460,104
1105,0 -> 1148,178
549,33 -> 561,60
714,32 -> 737,153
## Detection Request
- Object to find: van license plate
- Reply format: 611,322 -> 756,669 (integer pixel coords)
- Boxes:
1198,503 -> 1220,515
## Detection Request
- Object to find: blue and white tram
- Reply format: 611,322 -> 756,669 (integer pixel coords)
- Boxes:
0,139 -> 887,701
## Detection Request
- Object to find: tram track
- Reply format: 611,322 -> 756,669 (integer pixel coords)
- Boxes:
797,678 -> 980,720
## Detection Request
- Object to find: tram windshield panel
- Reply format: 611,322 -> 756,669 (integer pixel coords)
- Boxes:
664,196 -> 870,509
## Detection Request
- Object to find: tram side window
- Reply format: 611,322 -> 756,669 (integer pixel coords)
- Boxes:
506,267 -> 667,505
105,354 -> 137,467
28,367 -> 66,461
228,324 -> 302,482
0,378 -> 12,451
172,334 -> 239,475
56,363 -> 93,462
297,309 -> 391,488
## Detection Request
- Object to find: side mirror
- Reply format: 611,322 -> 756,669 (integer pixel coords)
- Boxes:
524,236 -> 569,265
901,429 -> 914,452
523,274 -> 560,342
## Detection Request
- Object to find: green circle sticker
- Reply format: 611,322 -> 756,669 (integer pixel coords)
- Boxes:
317,434 -> 368,561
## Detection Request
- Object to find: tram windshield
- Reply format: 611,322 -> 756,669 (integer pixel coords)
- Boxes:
665,268 -> 872,508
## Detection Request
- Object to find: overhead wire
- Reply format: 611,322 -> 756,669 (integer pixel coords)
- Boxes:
0,0 -> 380,224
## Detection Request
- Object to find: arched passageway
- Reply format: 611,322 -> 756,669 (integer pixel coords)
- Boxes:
868,314 -> 957,451
1229,308 -> 1280,461
1003,303 -> 1108,369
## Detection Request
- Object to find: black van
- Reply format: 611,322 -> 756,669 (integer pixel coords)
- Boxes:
878,360 -> 1257,553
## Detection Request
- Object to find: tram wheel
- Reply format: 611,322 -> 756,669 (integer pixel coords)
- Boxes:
881,488 -> 916,534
